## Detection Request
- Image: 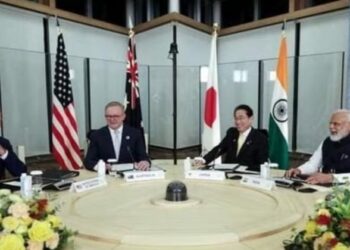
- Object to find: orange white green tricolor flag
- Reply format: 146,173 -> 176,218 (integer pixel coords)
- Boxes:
268,25 -> 289,169
202,27 -> 221,162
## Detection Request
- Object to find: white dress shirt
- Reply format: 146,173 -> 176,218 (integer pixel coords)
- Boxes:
109,125 -> 123,160
298,142 -> 323,175
0,150 -> 8,160
236,127 -> 252,155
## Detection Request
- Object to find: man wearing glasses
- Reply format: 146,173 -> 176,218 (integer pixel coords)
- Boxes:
84,101 -> 150,171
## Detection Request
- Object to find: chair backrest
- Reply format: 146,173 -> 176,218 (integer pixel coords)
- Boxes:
86,129 -> 97,141
257,129 -> 268,138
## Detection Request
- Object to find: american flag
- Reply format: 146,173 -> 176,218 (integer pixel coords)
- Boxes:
52,22 -> 82,170
124,30 -> 145,143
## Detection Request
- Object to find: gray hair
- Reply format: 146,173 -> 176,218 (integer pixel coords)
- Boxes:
104,101 -> 125,112
332,109 -> 350,122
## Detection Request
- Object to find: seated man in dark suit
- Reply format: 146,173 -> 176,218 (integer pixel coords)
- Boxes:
286,109 -> 350,184
84,101 -> 150,171
195,104 -> 268,171
0,137 -> 27,179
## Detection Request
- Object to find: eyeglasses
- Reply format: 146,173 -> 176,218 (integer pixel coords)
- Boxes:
105,115 -> 121,119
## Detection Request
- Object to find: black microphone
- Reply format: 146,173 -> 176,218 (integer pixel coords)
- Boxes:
126,146 -> 137,171
205,147 -> 222,170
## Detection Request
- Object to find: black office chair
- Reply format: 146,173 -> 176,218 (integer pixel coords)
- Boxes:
257,128 -> 268,138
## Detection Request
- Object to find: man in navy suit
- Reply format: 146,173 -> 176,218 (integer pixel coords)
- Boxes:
195,104 -> 268,171
0,136 -> 27,179
84,101 -> 150,171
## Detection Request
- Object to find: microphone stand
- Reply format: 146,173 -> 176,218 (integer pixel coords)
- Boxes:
127,146 -> 137,171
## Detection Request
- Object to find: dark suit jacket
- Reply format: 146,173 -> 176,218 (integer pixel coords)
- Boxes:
84,125 -> 150,170
0,137 -> 27,179
203,127 -> 268,171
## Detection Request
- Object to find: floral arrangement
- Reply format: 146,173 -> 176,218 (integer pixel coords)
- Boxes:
284,186 -> 350,250
0,189 -> 75,250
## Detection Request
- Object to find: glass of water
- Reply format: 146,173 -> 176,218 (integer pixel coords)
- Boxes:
30,170 -> 43,195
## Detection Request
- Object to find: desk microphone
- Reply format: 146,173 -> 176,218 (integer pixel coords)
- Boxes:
205,147 -> 222,170
126,146 -> 137,171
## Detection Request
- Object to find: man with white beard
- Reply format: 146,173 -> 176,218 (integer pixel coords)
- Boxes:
286,109 -> 350,184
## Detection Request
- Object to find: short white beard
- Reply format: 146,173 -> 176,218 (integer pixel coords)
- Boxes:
330,131 -> 348,142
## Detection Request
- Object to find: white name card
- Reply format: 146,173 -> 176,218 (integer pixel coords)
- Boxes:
240,175 -> 275,191
334,173 -> 350,183
70,177 -> 107,193
124,170 -> 165,182
185,170 -> 225,181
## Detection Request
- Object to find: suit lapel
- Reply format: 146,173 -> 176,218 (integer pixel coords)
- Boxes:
103,126 -> 116,158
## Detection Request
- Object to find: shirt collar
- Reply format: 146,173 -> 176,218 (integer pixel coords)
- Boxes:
109,125 -> 123,135
240,127 -> 252,138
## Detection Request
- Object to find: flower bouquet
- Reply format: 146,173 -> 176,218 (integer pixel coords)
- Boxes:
283,186 -> 350,250
0,189 -> 75,250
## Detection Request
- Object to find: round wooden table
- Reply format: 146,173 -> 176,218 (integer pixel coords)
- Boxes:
58,160 -> 328,250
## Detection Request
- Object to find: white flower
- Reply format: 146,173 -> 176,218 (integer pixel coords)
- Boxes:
8,202 -> 29,218
45,233 -> 59,249
27,240 -> 44,250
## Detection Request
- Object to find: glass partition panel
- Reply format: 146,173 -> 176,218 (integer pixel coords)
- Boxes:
0,48 -> 49,156
177,66 -> 200,148
149,66 -> 173,148
89,59 -> 126,129
217,61 -> 259,135
137,64 -> 149,135
261,58 -> 294,150
297,52 -> 343,154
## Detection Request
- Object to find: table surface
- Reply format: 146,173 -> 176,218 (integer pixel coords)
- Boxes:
57,160 -> 330,250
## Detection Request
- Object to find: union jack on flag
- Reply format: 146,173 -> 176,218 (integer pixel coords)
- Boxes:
124,30 -> 145,145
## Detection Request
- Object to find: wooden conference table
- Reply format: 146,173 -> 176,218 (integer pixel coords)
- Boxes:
57,160 -> 329,250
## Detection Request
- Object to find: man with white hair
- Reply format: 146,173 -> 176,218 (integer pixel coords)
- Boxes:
286,109 -> 350,184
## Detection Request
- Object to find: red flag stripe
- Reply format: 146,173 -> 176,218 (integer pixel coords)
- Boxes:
52,102 -> 80,154
52,99 -> 81,169
52,104 -> 81,163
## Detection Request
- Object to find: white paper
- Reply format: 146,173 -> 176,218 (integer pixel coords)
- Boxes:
110,163 -> 134,172
3,181 -> 21,187
214,164 -> 238,170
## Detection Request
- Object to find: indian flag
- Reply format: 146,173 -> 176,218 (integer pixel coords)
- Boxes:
268,25 -> 289,169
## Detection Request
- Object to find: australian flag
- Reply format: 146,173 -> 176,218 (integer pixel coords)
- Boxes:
124,31 -> 145,145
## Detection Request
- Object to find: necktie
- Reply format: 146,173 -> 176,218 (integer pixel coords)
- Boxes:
236,134 -> 245,156
113,130 -> 120,160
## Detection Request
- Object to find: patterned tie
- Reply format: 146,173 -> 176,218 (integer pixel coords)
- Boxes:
236,134 -> 245,156
113,130 -> 120,160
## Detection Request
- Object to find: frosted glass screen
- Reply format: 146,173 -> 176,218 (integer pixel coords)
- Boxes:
177,66 -> 200,148
0,49 -> 49,156
89,59 -> 126,129
297,53 -> 343,153
149,66 -> 173,148
218,62 -> 259,135
137,65 -> 149,135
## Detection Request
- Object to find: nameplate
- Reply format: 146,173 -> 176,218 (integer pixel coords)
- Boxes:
240,175 -> 275,191
334,173 -> 350,183
185,170 -> 225,181
123,170 -> 165,182
70,177 -> 107,193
